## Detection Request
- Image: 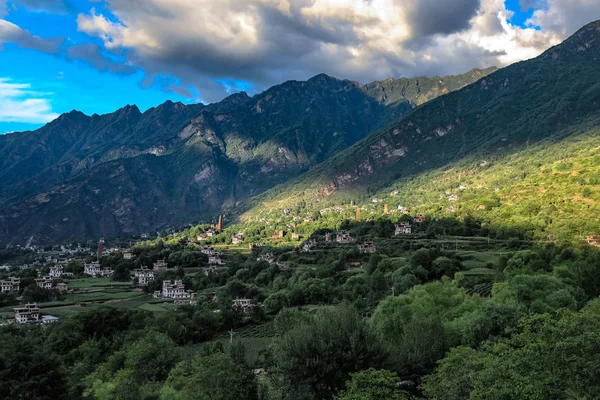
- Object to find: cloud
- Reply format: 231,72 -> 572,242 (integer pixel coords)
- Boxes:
528,0 -> 600,37
2,0 -> 596,104
0,19 -> 63,53
0,78 -> 59,123
66,42 -> 136,74
72,0 -> 583,102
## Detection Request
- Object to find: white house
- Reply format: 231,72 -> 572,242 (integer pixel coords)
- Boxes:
201,245 -> 218,256
84,262 -> 113,277
395,222 -> 412,235
232,233 -> 244,244
208,255 -> 225,265
134,267 -> 155,286
35,276 -> 53,290
257,253 -> 276,264
123,252 -> 134,260
300,240 -> 317,253
14,304 -> 41,324
14,303 -> 58,324
232,298 -> 253,311
0,277 -> 19,293
155,280 -> 192,299
49,266 -> 73,278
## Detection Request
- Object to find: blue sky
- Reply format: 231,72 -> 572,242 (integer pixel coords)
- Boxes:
0,0 -> 595,134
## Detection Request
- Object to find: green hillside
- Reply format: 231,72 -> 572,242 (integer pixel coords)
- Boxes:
238,20 -> 600,242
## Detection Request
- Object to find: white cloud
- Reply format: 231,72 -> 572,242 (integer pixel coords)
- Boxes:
72,0 -> 600,103
0,78 -> 59,123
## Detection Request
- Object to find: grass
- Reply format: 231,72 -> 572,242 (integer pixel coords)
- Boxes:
64,291 -> 141,302
66,277 -> 132,289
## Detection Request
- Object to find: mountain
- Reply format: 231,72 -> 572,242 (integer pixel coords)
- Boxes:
239,20 -> 600,240
0,69 -> 494,245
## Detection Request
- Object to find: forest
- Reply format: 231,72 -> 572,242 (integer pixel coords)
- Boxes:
2,215 -> 600,399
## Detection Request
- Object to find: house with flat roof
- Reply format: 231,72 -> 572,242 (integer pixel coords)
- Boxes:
84,262 -> 113,277
134,267 -> 155,286
395,222 -> 412,235
14,303 -> 40,324
336,230 -> 355,244
153,260 -> 169,271
0,277 -> 19,293
35,276 -> 53,290
154,280 -> 193,299
232,233 -> 244,244
301,240 -> 317,253
357,242 -> 377,254
14,303 -> 59,324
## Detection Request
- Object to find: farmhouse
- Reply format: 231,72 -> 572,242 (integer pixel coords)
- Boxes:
336,230 -> 355,244
153,260 -> 169,271
14,303 -> 58,324
395,222 -> 412,235
134,267 -> 155,286
56,283 -> 69,293
257,253 -> 276,264
155,280 -> 193,299
413,214 -> 425,223
201,245 -> 218,256
0,277 -> 20,293
35,276 -> 53,290
232,233 -> 245,244
49,266 -> 73,278
208,255 -> 225,265
232,298 -> 253,311
301,240 -> 317,253
14,303 -> 40,323
84,262 -> 113,277
357,242 -> 377,254
123,252 -> 134,260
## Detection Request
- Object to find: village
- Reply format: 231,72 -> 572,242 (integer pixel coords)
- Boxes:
0,199 -> 432,326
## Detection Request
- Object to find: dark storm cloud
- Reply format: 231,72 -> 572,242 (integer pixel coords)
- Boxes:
405,0 -> 482,37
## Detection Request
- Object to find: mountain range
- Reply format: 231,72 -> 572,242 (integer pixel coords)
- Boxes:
0,67 -> 497,245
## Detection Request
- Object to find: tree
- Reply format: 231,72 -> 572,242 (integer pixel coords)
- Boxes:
270,305 -> 387,399
422,299 -> 600,399
0,331 -> 68,400
161,351 -> 257,400
124,331 -> 181,383
335,368 -> 413,400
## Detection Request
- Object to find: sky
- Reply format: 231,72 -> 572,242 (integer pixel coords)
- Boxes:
0,0 -> 599,134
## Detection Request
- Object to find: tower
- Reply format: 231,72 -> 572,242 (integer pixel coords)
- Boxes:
97,238 -> 104,261
350,200 -> 355,207
356,208 -> 361,222
384,204 -> 389,215
217,215 -> 223,231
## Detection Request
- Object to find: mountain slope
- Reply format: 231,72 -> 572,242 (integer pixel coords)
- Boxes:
0,69 -> 495,245
239,20 -> 600,237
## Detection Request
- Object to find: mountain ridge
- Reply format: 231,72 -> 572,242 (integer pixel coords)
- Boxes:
237,20 -> 600,236
0,67 -> 498,245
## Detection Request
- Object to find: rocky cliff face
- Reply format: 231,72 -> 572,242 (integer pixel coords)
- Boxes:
0,69 -> 496,245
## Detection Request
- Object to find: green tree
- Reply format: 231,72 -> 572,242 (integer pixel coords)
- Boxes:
270,305 -> 387,399
161,351 -> 257,400
336,368 -> 413,400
